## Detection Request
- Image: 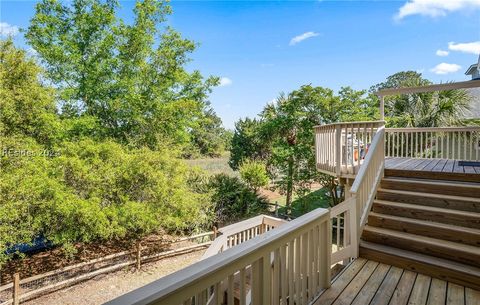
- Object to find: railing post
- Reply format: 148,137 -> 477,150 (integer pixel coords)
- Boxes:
13,272 -> 20,305
335,125 -> 342,176
379,95 -> 385,121
136,241 -> 142,270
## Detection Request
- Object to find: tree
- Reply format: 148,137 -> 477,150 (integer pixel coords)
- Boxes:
370,71 -> 470,127
26,0 -> 219,149
188,108 -> 228,157
0,39 -> 60,145
207,174 -> 269,224
229,118 -> 271,170
239,159 -> 269,192
260,86 -> 337,213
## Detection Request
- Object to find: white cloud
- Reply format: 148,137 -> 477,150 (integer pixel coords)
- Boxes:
289,31 -> 319,46
396,0 -> 480,20
448,41 -> 480,54
219,77 -> 232,87
430,63 -> 462,75
436,49 -> 449,56
0,22 -> 19,37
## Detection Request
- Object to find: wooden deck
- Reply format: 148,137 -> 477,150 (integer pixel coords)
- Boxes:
385,157 -> 480,183
314,258 -> 480,305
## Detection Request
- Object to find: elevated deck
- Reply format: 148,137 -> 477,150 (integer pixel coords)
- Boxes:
385,157 -> 480,183
314,258 -> 480,305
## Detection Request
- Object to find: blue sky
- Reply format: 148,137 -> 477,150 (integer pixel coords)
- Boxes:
1,1 -> 480,129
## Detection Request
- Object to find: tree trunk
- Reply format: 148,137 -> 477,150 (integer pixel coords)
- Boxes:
285,156 -> 294,215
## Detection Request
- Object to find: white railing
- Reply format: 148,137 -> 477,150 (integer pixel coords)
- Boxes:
350,126 -> 385,239
106,209 -> 332,305
385,127 -> 480,160
329,197 -> 357,265
314,121 -> 384,177
202,215 -> 287,259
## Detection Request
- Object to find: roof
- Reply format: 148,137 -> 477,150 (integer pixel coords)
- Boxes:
376,79 -> 480,96
465,63 -> 478,75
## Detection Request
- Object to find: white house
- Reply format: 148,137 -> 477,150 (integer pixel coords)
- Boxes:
465,54 -> 480,119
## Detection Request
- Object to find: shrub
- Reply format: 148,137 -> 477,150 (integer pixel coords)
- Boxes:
208,174 -> 269,224
239,159 -> 269,192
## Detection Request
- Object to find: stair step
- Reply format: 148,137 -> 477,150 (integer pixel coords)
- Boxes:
362,226 -> 480,268
376,188 -> 480,213
359,241 -> 480,291
385,167 -> 480,183
372,200 -> 480,229
367,212 -> 480,247
380,177 -> 480,198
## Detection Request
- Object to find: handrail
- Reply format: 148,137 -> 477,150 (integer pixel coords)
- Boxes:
314,120 -> 385,130
351,126 -> 385,193
202,215 -> 287,259
105,208 -> 331,305
350,126 -> 385,238
386,126 -> 480,132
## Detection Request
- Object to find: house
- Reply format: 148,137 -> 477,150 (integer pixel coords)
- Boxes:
105,80 -> 480,305
466,54 -> 480,80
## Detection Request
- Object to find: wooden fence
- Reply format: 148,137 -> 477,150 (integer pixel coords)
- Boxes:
0,232 -> 214,305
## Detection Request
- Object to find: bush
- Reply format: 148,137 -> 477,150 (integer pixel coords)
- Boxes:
0,137 -> 214,266
239,159 -> 269,191
208,174 -> 269,224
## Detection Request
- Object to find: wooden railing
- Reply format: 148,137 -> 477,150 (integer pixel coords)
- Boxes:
350,126 -> 385,239
385,127 -> 480,160
202,215 -> 287,259
106,209 -> 332,305
314,121 -> 384,177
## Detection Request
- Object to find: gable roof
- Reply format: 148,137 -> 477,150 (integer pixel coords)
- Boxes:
465,63 -> 478,75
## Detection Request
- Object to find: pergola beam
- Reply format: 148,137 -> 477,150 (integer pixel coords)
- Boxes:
375,79 -> 480,120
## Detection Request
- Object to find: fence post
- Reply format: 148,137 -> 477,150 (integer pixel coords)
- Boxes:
13,272 -> 19,305
213,226 -> 218,240
136,241 -> 142,270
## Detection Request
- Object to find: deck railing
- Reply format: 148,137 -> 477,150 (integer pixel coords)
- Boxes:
106,209 -> 332,305
385,127 -> 480,160
202,215 -> 287,259
350,126 -> 385,238
314,121 -> 384,177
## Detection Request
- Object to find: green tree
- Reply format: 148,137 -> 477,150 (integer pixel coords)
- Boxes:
370,71 -> 470,127
229,118 -> 271,170
208,174 -> 269,224
239,159 -> 269,192
188,108 -> 228,158
0,39 -> 60,145
26,0 -> 219,149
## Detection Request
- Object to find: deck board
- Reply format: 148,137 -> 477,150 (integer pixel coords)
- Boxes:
314,259 -> 479,305
384,157 -> 479,183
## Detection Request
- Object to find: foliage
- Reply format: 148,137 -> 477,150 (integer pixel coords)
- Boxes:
371,71 -> 471,127
187,109 -> 230,158
0,39 -> 60,145
314,173 -> 343,207
229,118 -> 271,170
239,159 -> 269,192
207,174 -> 269,224
26,0 -> 221,153
0,136 -> 213,265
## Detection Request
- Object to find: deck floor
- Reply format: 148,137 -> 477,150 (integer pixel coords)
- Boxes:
385,157 -> 480,174
314,258 -> 480,305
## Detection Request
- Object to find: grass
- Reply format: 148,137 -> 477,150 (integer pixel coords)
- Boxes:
184,153 -> 238,177
277,188 -> 332,218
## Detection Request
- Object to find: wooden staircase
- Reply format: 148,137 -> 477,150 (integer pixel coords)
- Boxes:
359,175 -> 480,290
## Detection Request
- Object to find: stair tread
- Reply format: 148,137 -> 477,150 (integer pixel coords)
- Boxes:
382,177 -> 480,188
362,225 -> 480,255
368,212 -> 480,235
376,188 -> 480,203
374,199 -> 480,218
359,240 -> 480,277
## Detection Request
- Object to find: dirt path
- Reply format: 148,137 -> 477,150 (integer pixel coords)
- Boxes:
24,250 -> 205,305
